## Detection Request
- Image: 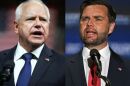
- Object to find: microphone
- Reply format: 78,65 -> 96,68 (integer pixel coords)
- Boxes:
90,49 -> 111,86
90,49 -> 102,75
0,60 -> 15,85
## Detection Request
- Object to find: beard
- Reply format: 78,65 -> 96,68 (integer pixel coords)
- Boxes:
81,31 -> 108,47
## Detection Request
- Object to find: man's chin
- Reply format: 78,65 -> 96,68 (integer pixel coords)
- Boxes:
83,40 -> 98,45
30,41 -> 44,46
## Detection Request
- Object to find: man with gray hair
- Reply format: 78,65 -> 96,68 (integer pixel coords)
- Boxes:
0,0 -> 65,86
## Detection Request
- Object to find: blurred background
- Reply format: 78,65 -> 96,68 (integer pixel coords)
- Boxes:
66,0 -> 130,58
0,0 -> 65,54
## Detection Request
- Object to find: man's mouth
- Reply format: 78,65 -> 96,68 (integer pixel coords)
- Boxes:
31,31 -> 43,36
33,31 -> 42,35
85,30 -> 97,39
86,31 -> 96,34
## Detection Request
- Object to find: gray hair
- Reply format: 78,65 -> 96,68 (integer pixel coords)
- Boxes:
15,0 -> 50,22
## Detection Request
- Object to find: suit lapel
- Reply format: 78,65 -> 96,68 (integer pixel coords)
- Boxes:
107,49 -> 127,85
29,45 -> 54,86
68,51 -> 87,86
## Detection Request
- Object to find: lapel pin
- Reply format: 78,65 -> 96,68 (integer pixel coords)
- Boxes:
44,58 -> 50,62
118,67 -> 122,71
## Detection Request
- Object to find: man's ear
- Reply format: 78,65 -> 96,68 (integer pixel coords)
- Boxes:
108,22 -> 116,35
14,21 -> 19,34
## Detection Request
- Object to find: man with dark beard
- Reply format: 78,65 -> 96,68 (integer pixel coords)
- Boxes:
66,0 -> 130,86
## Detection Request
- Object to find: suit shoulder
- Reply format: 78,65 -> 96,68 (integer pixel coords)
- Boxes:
0,48 -> 12,55
66,51 -> 82,58
51,50 -> 65,60
111,50 -> 125,63
0,46 -> 16,55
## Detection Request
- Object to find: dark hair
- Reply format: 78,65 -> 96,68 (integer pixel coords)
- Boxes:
80,0 -> 116,22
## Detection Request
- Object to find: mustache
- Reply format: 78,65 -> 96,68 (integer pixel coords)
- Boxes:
84,28 -> 97,34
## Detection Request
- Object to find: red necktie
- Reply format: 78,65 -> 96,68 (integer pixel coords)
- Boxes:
88,64 -> 101,86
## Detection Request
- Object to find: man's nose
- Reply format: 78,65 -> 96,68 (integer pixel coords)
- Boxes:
87,19 -> 94,26
35,24 -> 41,29
34,18 -> 42,29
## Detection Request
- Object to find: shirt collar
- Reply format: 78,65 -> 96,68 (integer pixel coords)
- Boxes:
14,42 -> 44,61
82,44 -> 110,60
99,44 -> 110,60
31,44 -> 44,59
82,47 -> 90,60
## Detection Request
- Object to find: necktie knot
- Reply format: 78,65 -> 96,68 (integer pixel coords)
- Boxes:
22,53 -> 33,61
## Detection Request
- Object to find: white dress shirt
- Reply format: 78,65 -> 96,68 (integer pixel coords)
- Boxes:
82,44 -> 111,86
13,42 -> 44,85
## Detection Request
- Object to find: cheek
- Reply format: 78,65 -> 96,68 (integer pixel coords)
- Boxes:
45,29 -> 49,37
44,24 -> 49,34
80,28 -> 85,37
22,24 -> 32,34
96,23 -> 109,32
80,23 -> 86,33
18,25 -> 30,37
80,22 -> 86,28
97,27 -> 109,37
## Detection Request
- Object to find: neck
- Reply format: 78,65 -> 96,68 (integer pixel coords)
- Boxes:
19,42 -> 42,52
85,41 -> 108,50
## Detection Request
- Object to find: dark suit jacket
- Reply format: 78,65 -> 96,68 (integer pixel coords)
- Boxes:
66,48 -> 130,86
0,45 -> 65,86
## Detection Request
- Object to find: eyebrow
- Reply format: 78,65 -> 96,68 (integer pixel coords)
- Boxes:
94,16 -> 104,19
81,15 -> 105,19
26,16 -> 48,21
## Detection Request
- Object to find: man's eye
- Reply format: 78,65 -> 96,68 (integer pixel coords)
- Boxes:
95,16 -> 104,21
40,18 -> 47,21
96,18 -> 102,21
81,17 -> 89,21
26,18 -> 35,21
